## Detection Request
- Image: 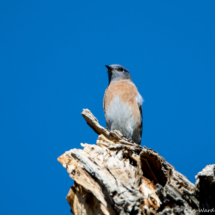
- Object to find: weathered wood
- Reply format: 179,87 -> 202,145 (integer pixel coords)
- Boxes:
195,165 -> 215,211
58,109 -> 215,215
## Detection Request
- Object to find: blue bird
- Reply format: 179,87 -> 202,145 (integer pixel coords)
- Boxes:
103,64 -> 143,145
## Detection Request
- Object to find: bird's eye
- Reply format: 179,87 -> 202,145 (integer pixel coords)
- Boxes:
118,67 -> 124,72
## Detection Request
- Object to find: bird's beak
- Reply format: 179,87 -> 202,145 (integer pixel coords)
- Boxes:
105,65 -> 111,70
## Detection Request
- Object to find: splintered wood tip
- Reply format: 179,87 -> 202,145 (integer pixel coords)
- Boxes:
57,153 -> 66,165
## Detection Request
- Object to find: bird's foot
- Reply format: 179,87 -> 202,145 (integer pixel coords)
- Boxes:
121,136 -> 134,143
127,138 -> 135,143
121,135 -> 128,140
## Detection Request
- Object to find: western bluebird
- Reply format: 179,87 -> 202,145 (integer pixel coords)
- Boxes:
103,64 -> 143,145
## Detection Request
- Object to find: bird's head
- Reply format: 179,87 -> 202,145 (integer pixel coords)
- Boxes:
105,64 -> 132,84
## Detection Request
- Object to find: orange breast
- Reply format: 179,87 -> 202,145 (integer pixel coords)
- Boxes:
103,80 -> 141,123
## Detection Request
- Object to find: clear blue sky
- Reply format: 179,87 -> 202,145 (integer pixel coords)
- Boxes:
0,1 -> 215,214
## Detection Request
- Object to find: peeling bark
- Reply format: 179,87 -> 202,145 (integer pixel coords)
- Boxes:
58,109 -> 215,215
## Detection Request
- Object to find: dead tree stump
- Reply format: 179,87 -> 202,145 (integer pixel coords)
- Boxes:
58,109 -> 215,215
